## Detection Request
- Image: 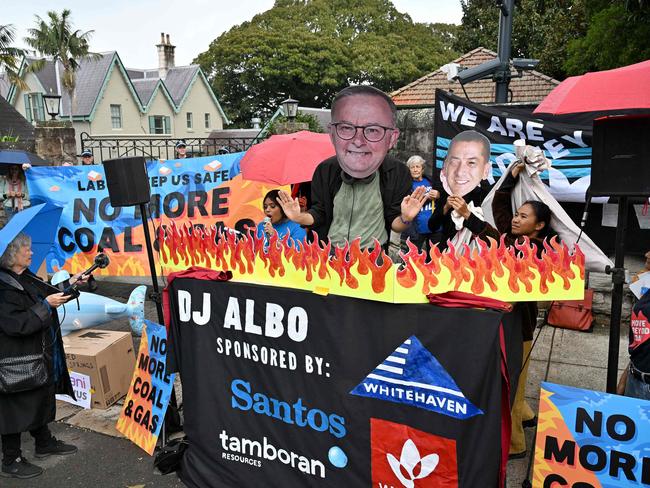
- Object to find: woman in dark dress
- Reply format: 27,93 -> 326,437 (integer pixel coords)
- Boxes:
0,234 -> 84,479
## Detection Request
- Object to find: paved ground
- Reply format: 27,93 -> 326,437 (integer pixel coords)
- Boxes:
3,274 -> 633,487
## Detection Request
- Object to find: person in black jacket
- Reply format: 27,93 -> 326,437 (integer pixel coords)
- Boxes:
447,162 -> 554,459
0,234 -> 86,479
427,130 -> 492,249
277,85 -> 427,250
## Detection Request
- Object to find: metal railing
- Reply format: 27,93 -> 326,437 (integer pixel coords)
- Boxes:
79,134 -> 262,162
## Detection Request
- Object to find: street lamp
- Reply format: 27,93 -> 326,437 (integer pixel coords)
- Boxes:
42,93 -> 62,120
281,97 -> 299,121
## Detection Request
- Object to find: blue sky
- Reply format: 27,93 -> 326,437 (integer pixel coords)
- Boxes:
5,1 -> 463,69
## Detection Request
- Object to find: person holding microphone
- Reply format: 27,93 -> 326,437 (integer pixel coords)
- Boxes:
0,233 -> 90,479
256,190 -> 306,248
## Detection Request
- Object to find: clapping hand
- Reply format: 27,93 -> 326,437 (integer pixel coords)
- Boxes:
400,185 -> 428,222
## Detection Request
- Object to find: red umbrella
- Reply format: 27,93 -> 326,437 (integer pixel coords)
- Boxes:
240,130 -> 335,185
534,60 -> 650,115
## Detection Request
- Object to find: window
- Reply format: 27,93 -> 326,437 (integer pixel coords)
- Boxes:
204,113 -> 211,129
110,104 -> 122,129
148,115 -> 171,134
23,93 -> 45,123
186,112 -> 193,129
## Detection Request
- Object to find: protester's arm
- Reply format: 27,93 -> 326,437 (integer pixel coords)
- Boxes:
304,164 -> 329,228
427,191 -> 448,233
277,191 -> 315,226
0,290 -> 63,336
392,185 -> 428,233
492,162 -> 523,234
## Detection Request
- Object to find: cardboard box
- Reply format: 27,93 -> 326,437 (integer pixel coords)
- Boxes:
63,329 -> 135,409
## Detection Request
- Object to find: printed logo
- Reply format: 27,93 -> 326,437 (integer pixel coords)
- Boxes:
630,310 -> 650,351
371,418 -> 458,488
219,429 -> 326,478
230,378 -> 346,438
350,336 -> 482,419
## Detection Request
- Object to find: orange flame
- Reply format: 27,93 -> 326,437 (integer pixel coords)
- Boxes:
158,223 -> 585,303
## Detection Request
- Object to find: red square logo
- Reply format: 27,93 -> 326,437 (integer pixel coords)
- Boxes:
371,418 -> 458,488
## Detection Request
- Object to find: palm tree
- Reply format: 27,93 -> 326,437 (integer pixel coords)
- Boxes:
0,24 -> 28,91
24,9 -> 99,122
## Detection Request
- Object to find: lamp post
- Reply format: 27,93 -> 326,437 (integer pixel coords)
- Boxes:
281,97 -> 299,121
42,94 -> 62,120
276,97 -> 307,134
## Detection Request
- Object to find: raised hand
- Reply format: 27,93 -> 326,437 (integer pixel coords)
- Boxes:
276,190 -> 302,221
401,185 -> 428,222
511,161 -> 525,178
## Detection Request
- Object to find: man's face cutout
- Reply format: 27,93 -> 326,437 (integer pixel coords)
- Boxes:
441,140 -> 490,196
329,94 -> 399,179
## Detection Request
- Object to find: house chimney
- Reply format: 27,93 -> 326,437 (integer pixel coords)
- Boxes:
156,33 -> 176,79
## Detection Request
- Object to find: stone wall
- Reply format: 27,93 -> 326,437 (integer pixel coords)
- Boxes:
392,107 -> 436,176
35,122 -> 77,165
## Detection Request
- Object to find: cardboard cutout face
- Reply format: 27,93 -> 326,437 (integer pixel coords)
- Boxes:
441,140 -> 490,196
329,95 -> 399,179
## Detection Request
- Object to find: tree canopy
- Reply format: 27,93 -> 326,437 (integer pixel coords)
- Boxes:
455,0 -> 650,80
564,0 -> 650,75
195,0 -> 458,127
0,25 -> 27,90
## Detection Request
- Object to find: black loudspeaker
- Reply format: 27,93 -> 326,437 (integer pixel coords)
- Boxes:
591,115 -> 650,197
103,156 -> 151,207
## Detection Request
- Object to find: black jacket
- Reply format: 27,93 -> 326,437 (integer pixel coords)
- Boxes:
307,155 -> 411,243
0,269 -> 74,435
427,184 -> 489,249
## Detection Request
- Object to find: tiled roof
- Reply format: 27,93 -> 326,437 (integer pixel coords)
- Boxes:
164,66 -> 200,105
391,47 -> 559,106
26,53 -> 116,117
12,52 -> 225,122
132,78 -> 159,105
0,95 -> 35,142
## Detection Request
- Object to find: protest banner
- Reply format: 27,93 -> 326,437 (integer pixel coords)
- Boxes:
434,89 -> 593,203
166,277 -> 516,487
116,320 -> 175,455
56,371 -> 92,409
25,153 -> 279,276
533,382 -> 650,487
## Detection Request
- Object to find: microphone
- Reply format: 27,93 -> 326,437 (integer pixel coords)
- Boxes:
62,253 -> 110,298
263,217 -> 271,236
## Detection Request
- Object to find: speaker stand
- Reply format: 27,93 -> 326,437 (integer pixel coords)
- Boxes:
138,203 -> 177,445
605,196 -> 629,393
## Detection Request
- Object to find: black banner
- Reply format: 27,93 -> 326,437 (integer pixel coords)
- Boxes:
167,279 -> 516,487
434,89 -> 593,203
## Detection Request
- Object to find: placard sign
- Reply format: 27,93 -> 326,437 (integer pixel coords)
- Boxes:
533,382 -> 650,487
117,320 -> 175,454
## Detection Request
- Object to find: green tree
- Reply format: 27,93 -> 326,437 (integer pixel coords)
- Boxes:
24,9 -> 99,122
195,0 -> 459,127
564,0 -> 650,74
267,112 -> 324,135
0,24 -> 28,90
455,0 -> 588,80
